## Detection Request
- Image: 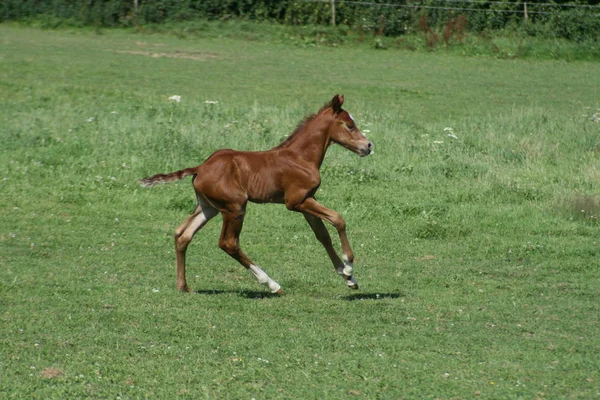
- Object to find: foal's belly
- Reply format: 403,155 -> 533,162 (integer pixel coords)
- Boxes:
245,173 -> 285,204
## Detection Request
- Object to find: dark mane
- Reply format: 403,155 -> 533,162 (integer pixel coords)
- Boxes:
275,100 -> 333,149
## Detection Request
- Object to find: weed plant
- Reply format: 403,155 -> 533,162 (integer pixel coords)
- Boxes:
1,25 -> 599,398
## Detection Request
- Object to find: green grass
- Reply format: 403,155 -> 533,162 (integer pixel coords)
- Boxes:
18,17 -> 600,61
1,24 -> 599,399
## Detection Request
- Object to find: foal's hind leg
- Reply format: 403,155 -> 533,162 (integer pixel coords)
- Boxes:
174,199 -> 218,292
218,209 -> 283,294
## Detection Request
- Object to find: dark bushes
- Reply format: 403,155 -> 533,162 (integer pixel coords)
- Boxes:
1,0 -> 598,42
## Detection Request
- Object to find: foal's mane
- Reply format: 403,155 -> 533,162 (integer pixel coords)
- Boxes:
275,100 -> 333,149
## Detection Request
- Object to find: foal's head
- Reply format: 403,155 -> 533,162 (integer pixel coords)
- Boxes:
328,95 -> 373,157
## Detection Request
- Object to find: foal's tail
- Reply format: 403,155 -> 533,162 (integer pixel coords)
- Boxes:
139,167 -> 199,187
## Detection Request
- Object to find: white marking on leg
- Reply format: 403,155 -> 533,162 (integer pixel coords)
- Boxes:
180,213 -> 208,242
249,264 -> 281,293
342,255 -> 353,277
341,254 -> 358,287
346,276 -> 358,287
343,263 -> 354,277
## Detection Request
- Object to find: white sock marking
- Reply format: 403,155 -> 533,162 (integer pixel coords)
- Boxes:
346,276 -> 358,287
340,254 -> 357,286
249,264 -> 281,293
180,213 -> 208,242
342,255 -> 353,277
343,263 -> 353,277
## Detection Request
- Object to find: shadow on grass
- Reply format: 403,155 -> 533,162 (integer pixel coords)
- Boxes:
193,289 -> 231,295
343,292 -> 404,301
239,290 -> 283,299
192,289 -> 404,300
193,289 -> 281,299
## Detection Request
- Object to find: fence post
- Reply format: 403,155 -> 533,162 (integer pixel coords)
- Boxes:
133,0 -> 139,24
523,2 -> 528,21
331,0 -> 336,26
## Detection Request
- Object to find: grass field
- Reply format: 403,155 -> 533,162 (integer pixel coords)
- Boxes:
1,23 -> 599,399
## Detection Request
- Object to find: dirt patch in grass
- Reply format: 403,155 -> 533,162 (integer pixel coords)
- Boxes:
113,50 -> 219,61
40,368 -> 63,379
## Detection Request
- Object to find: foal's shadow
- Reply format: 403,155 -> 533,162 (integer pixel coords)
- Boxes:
343,292 -> 404,301
193,289 -> 231,295
239,290 -> 282,299
193,289 -> 281,299
192,289 -> 404,301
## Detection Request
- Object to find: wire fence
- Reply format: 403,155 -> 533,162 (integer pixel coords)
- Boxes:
294,0 -> 600,42
302,0 -> 600,18
296,0 -> 600,41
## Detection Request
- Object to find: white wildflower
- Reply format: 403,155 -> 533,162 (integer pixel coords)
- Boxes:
152,288 -> 160,293
443,127 -> 458,139
87,117 -> 95,122
204,100 -> 219,104
168,95 -> 181,103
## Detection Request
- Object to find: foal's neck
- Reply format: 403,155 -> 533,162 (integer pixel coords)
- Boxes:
279,110 -> 332,168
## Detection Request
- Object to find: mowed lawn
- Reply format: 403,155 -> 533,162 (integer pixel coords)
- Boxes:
1,24 -> 599,398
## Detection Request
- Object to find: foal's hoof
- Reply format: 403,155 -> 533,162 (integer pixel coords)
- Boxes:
274,288 -> 284,295
344,275 -> 359,290
177,285 -> 193,293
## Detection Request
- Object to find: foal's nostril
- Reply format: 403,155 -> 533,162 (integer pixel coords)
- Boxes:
367,142 -> 373,149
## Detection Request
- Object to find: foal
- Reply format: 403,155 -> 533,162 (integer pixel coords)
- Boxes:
140,95 -> 373,294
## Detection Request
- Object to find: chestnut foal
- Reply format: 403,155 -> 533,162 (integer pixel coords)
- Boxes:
140,95 -> 373,294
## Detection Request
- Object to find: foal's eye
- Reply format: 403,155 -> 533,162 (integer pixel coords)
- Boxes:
347,124 -> 355,131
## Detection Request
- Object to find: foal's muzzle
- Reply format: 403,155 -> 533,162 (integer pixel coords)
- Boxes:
359,141 -> 374,157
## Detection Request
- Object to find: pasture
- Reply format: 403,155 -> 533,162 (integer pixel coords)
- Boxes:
1,24 -> 599,398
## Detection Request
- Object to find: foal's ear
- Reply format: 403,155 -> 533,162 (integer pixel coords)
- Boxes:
331,94 -> 344,114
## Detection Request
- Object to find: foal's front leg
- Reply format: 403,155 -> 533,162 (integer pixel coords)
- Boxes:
296,198 -> 359,289
303,213 -> 345,272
